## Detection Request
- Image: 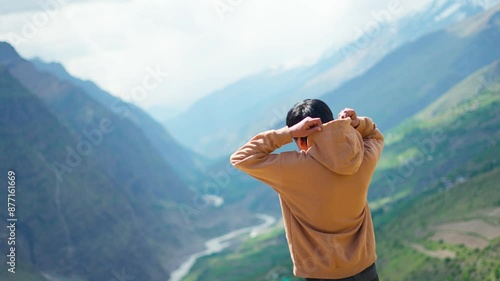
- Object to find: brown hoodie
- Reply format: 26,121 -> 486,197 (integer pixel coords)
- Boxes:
230,117 -> 384,279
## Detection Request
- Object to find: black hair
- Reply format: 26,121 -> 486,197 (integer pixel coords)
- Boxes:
286,99 -> 334,142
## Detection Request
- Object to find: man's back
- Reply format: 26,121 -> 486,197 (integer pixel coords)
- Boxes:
231,114 -> 384,279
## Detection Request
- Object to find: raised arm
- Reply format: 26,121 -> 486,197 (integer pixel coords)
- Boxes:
355,117 -> 384,161
230,117 -> 323,188
338,108 -> 384,162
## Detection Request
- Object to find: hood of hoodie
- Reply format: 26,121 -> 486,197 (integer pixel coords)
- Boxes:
306,119 -> 364,175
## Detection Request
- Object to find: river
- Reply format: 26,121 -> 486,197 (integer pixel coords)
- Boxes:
168,213 -> 276,281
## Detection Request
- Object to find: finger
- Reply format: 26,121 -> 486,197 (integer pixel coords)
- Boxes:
308,118 -> 322,125
345,110 -> 356,119
307,124 -> 323,133
340,108 -> 354,119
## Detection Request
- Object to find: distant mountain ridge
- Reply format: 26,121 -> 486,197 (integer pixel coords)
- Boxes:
321,4 -> 500,130
29,57 -> 206,183
165,0 -> 499,158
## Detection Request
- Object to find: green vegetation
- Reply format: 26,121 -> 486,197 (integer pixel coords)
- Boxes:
376,168 -> 500,281
0,51 -> 193,280
182,60 -> 500,281
369,61 -> 500,202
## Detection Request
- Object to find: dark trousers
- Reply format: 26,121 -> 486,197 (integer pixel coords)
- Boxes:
305,263 -> 378,281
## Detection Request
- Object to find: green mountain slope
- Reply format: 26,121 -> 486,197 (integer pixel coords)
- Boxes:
0,43 -> 222,280
0,66 -> 176,281
369,60 -> 500,202
376,169 -> 500,281
180,59 -> 500,281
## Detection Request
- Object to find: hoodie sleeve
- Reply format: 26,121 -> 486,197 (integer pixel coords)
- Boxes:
230,126 -> 293,189
354,117 -> 384,163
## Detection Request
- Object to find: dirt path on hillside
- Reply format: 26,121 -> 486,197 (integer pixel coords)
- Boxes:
430,214 -> 500,249
408,243 -> 456,259
430,232 -> 489,249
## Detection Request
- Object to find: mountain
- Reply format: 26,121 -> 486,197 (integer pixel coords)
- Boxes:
29,57 -> 206,183
0,1 -> 497,280
321,4 -> 500,131
179,59 -> 500,281
165,0 -> 498,158
0,64 -> 187,281
0,42 -> 255,281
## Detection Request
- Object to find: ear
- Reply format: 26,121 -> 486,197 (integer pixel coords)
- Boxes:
296,138 -> 308,151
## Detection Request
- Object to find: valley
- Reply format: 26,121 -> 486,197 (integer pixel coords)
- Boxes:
0,1 -> 498,281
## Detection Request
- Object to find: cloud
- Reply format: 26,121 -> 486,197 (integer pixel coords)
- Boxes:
0,0 -> 434,115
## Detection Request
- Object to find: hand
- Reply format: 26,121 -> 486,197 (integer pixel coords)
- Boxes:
338,108 -> 360,128
288,117 -> 323,138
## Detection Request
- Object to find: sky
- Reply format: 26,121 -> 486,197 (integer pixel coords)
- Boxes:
0,0 -> 433,121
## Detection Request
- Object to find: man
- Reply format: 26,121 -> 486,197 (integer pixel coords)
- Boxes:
230,99 -> 384,281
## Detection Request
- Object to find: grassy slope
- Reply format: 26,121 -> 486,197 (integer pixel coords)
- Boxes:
182,61 -> 500,281
370,61 -> 500,281
376,168 -> 500,281
368,61 -> 500,203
